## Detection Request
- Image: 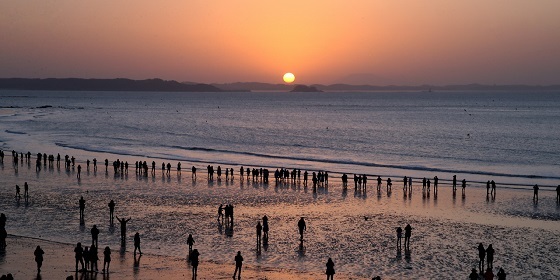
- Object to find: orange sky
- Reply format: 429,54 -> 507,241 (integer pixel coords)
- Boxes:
1,1 -> 559,85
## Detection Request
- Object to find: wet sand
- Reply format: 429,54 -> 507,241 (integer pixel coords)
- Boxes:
0,235 -> 337,280
1,156 -> 559,279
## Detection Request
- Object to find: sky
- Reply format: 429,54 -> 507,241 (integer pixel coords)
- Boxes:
1,1 -> 559,85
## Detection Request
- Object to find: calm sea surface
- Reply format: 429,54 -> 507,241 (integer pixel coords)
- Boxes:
0,90 -> 559,279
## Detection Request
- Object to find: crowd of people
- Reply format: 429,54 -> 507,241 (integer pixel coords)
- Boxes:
4,148 -> 559,279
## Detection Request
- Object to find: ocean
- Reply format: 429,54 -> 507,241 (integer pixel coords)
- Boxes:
0,90 -> 559,278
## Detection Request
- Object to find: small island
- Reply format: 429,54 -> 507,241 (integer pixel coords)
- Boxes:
290,84 -> 323,92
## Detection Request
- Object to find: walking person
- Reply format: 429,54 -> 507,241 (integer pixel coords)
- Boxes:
232,251 -> 243,280
262,215 -> 269,239
396,227 -> 403,249
298,217 -> 307,240
134,232 -> 142,255
190,249 -> 200,279
187,234 -> 195,253
325,257 -> 335,280
34,245 -> 44,272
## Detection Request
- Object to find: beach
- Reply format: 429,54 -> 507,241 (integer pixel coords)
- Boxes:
1,155 -> 559,279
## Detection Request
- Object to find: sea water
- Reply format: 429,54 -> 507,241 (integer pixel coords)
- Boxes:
0,90 -> 559,278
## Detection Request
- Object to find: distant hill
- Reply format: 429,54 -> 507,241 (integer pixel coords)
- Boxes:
0,78 -> 223,92
290,85 -> 322,92
213,82 -> 560,92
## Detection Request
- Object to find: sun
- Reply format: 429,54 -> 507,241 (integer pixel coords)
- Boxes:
283,72 -> 295,84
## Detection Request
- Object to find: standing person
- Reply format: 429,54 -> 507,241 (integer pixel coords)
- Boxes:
409,177 -> 413,192
452,175 -> 457,191
134,232 -> 142,255
102,246 -> 111,273
496,268 -> 506,280
486,244 -> 494,269
192,166 -> 197,179
34,245 -> 45,272
77,164 -> 82,178
93,158 -> 97,170
217,204 -> 224,222
325,258 -> 335,280
24,182 -> 29,198
533,184 -> 539,200
90,244 -> 99,272
262,215 -> 269,239
478,243 -> 486,273
557,185 -> 560,202
469,268 -> 479,280
462,179 -> 467,195
79,196 -> 86,221
91,225 -> 99,247
298,217 -> 307,240
74,242 -> 85,272
256,221 -> 262,248
116,216 -> 131,242
190,249 -> 200,279
108,200 -> 115,225
433,176 -> 438,192
232,251 -> 243,280
404,224 -> 412,249
187,234 -> 195,253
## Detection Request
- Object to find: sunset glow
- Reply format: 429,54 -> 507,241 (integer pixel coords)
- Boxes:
0,1 -> 559,85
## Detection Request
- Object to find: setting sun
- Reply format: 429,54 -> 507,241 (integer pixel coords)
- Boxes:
283,73 -> 295,83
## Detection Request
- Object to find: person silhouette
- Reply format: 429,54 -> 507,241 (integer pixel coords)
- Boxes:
77,164 -> 81,178
108,200 -> 115,224
262,215 -> 269,239
74,242 -> 85,272
116,216 -> 131,242
452,175 -> 457,191
298,217 -> 307,240
79,196 -> 86,221
256,221 -> 262,249
15,185 -> 21,199
462,179 -> 466,195
24,182 -> 29,198
486,180 -> 491,195
134,232 -> 142,255
557,185 -> 560,202
187,234 -> 195,253
404,224 -> 412,248
34,245 -> 44,272
478,243 -> 486,272
218,204 -> 224,222
387,178 -> 392,192
484,267 -> 494,280
233,251 -> 243,280
496,268 -> 506,280
326,257 -> 335,280
91,225 -> 100,247
190,249 -> 200,279
102,246 -> 111,273
533,184 -> 539,200
90,244 -> 99,272
486,244 -> 494,269
377,176 -> 382,191
396,227 -> 403,249
0,213 -> 6,228
192,166 -> 197,179
469,268 -> 479,280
